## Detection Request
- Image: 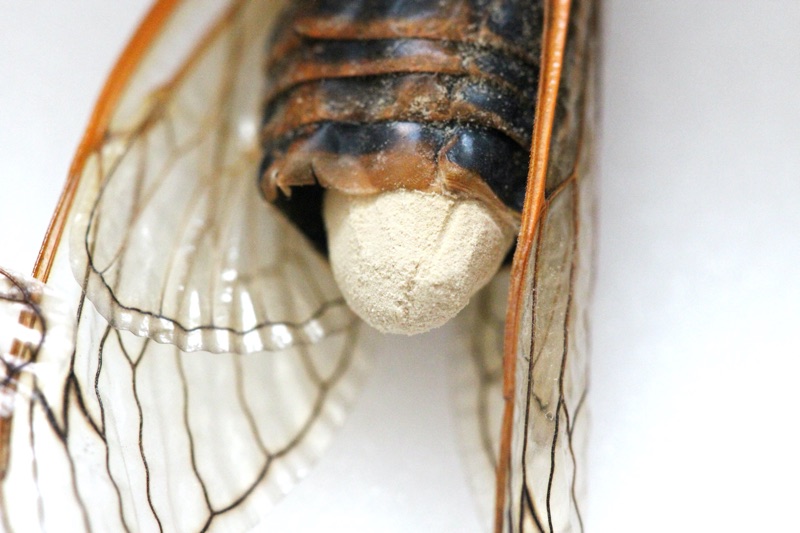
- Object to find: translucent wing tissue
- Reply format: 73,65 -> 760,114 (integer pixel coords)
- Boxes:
1,1 -> 369,531
451,270 -> 509,530
497,1 -> 595,531
70,0 -> 355,355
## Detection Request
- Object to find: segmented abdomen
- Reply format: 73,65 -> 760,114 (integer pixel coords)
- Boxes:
259,0 -> 543,233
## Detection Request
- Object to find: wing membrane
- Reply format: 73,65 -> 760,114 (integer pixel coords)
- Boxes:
497,1 -> 596,531
69,0 -> 354,355
451,269 -> 509,530
508,179 -> 590,532
1,1 -> 371,531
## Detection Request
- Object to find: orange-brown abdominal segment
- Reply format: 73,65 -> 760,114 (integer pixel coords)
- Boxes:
262,120 -> 523,226
264,38 -> 536,104
261,75 -> 533,147
281,1 -> 542,66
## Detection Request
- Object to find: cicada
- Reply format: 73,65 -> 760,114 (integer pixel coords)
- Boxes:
0,1 -> 596,531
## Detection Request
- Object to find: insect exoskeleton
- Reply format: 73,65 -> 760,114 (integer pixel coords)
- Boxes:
258,0 -> 543,334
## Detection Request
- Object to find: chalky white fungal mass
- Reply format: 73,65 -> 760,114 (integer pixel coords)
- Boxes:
324,189 -> 516,335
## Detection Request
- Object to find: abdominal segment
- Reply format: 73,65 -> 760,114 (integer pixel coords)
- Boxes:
259,0 -> 543,250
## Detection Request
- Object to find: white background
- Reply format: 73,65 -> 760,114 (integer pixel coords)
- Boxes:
1,2 -> 799,532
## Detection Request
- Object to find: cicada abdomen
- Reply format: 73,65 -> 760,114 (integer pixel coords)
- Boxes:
258,0 -> 547,336
261,0 -> 543,225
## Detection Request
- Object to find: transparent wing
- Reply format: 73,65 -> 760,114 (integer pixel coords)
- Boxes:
505,175 -> 591,533
450,269 -> 509,531
70,0 -> 353,354
498,1 -> 596,531
1,1 -> 370,531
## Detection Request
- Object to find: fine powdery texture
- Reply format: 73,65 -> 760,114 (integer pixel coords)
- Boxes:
324,189 -> 516,335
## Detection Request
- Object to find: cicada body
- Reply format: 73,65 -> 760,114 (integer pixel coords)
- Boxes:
0,1 -> 596,532
260,0 -> 541,216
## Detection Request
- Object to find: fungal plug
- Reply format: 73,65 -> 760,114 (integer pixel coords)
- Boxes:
323,189 -> 516,335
